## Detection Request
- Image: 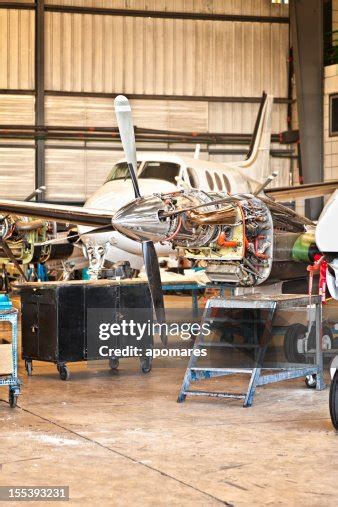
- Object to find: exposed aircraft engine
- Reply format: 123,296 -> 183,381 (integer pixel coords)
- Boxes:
113,190 -> 315,287
168,192 -> 274,286
0,215 -> 74,269
0,215 -> 46,265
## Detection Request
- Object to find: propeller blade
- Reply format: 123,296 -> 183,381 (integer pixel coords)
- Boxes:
114,95 -> 141,198
0,238 -> 28,282
142,240 -> 167,345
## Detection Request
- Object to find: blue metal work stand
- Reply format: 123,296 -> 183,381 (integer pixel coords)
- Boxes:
177,294 -> 325,407
0,295 -> 20,408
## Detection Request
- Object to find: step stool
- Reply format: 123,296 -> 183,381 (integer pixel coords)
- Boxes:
177,294 -> 325,407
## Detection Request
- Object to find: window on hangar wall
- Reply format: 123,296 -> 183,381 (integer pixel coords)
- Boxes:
330,94 -> 338,136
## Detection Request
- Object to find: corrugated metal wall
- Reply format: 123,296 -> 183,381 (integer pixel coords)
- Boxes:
0,8 -> 35,89
0,147 -> 35,199
44,14 -> 288,97
0,0 -> 290,202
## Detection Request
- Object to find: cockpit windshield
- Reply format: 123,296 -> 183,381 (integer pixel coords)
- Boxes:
105,161 -> 180,184
105,162 -> 141,183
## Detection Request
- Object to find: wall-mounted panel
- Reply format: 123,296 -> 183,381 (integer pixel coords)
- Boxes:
0,148 -> 35,199
0,94 -> 35,124
0,8 -> 35,90
45,13 -> 289,98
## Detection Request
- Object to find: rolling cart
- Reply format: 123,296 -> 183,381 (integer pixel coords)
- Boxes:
0,294 -> 21,407
15,280 -> 153,380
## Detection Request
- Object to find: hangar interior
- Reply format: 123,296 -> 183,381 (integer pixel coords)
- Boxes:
1,0 -> 338,505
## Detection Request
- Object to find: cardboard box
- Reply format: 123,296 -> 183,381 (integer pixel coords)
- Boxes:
0,344 -> 13,375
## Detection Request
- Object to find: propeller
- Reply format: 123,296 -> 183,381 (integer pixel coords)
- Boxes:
114,95 -> 167,345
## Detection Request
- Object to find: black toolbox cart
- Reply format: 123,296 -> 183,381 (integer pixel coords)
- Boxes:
14,279 -> 153,380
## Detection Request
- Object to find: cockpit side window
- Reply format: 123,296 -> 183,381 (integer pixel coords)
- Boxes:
206,171 -> 214,190
214,173 -> 223,191
139,161 -> 180,184
186,167 -> 199,188
222,174 -> 231,193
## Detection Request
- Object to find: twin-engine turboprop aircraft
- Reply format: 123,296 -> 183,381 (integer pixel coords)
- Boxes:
77,92 -> 337,275
1,93 -> 337,281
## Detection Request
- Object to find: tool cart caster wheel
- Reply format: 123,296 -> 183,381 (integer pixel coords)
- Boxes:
305,374 -> 317,388
9,388 -> 19,408
25,360 -> 33,376
330,370 -> 338,430
109,357 -> 119,370
57,364 -> 70,381
140,358 -> 152,374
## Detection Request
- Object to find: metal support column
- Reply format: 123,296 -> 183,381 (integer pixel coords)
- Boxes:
290,0 -> 324,220
35,0 -> 45,201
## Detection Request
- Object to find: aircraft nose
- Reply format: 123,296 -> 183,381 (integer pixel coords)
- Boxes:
112,195 -> 170,243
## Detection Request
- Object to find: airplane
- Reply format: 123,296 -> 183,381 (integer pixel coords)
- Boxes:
79,92 -> 275,275
77,92 -> 338,277
1,92 -> 278,280
2,95 -> 338,425
4,92 -> 337,282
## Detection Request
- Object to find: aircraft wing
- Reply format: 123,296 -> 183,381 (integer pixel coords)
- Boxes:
0,199 -> 115,228
265,180 -> 338,202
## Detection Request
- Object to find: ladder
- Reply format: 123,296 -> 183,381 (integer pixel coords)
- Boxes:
177,294 -> 325,407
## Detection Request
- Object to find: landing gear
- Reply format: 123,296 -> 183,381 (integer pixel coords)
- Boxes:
284,323 -> 334,363
57,363 -> 70,381
284,323 -> 307,363
25,359 -> 33,376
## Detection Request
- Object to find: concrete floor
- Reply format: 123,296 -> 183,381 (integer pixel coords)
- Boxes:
0,297 -> 338,506
0,360 -> 337,505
